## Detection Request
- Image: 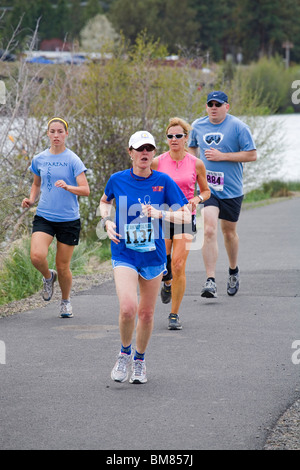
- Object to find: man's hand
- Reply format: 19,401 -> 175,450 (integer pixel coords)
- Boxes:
204,148 -> 224,161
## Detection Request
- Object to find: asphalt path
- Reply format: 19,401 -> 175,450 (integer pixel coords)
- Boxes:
0,197 -> 299,451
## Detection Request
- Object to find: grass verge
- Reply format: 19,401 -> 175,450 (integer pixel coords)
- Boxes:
0,237 -> 111,306
244,180 -> 300,203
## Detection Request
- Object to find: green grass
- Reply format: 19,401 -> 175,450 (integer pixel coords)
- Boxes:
0,237 -> 111,306
244,180 -> 300,203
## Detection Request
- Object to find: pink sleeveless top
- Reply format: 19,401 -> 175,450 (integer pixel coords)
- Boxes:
157,152 -> 197,214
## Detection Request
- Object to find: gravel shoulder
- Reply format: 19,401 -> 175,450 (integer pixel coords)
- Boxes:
264,400 -> 300,450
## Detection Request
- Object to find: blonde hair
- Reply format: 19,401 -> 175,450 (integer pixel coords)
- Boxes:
47,117 -> 68,131
165,117 -> 191,136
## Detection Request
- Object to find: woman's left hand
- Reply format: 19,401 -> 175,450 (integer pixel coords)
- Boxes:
55,180 -> 68,190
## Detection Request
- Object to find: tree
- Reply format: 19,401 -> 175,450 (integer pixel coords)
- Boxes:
80,14 -> 119,51
84,0 -> 103,22
2,0 -> 85,46
189,0 -> 229,62
3,0 -> 55,46
237,0 -> 300,62
68,0 -> 85,41
155,0 -> 199,51
108,0 -> 199,53
51,0 -> 71,40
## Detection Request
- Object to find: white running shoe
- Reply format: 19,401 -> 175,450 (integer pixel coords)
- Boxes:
111,353 -> 132,383
59,300 -> 73,318
129,359 -> 147,384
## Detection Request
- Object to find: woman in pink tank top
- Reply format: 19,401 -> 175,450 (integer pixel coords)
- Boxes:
151,117 -> 210,330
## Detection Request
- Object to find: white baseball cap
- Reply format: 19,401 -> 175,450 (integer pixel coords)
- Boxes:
128,131 -> 156,149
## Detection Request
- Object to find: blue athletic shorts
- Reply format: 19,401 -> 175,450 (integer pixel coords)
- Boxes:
112,260 -> 167,280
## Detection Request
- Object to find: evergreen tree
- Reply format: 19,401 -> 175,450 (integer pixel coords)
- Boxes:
68,0 -> 85,40
52,0 -> 71,40
109,0 -> 199,53
2,0 -> 300,62
84,0 -> 103,22
238,0 -> 300,62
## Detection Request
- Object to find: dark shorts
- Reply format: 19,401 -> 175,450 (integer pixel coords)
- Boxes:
203,194 -> 244,222
164,214 -> 197,239
32,215 -> 81,246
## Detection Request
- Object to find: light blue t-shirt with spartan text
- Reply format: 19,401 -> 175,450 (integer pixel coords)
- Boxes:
30,148 -> 87,222
189,114 -> 256,198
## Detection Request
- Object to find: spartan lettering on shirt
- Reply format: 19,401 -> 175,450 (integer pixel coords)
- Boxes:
47,165 -> 52,191
44,161 -> 68,191
43,162 -> 68,167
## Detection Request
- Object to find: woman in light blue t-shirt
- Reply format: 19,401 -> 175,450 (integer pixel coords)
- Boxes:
21,117 -> 90,318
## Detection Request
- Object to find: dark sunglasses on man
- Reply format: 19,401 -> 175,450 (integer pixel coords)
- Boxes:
207,102 -> 224,108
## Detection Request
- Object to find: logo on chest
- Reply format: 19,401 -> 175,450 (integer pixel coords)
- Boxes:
203,133 -> 224,145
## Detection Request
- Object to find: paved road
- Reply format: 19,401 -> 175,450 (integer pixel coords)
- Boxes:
0,198 -> 299,451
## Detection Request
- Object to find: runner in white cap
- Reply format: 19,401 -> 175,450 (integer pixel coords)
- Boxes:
99,130 -> 190,384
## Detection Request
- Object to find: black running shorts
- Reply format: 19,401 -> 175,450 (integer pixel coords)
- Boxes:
164,214 -> 197,240
32,215 -> 81,245
203,194 -> 244,222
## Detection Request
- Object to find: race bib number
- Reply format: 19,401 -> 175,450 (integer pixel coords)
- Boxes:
125,222 -> 156,252
207,170 -> 224,191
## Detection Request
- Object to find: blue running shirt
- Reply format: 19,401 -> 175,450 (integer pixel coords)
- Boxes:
30,148 -> 87,221
189,114 -> 256,198
104,169 -> 188,267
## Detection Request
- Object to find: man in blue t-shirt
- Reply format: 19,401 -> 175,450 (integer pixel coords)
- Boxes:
188,90 -> 257,298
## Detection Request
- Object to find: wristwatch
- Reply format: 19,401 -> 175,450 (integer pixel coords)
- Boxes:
198,195 -> 204,203
100,216 -> 113,230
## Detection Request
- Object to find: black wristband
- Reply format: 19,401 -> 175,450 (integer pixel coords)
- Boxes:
101,216 -> 113,230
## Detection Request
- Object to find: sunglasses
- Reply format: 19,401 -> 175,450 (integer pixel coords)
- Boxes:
207,102 -> 224,108
134,144 -> 155,152
166,134 -> 186,140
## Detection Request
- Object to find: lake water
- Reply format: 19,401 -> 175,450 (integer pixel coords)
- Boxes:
236,114 -> 300,192
265,114 -> 300,182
